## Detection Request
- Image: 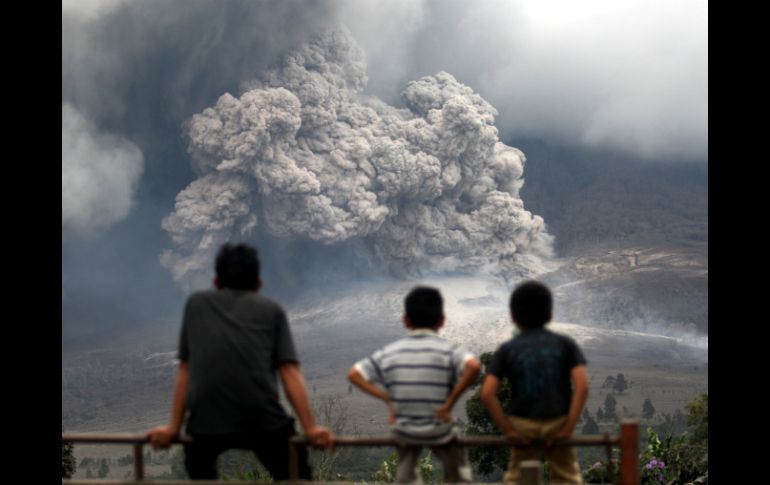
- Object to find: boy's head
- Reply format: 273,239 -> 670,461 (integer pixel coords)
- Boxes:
404,286 -> 444,330
509,280 -> 552,329
214,243 -> 261,291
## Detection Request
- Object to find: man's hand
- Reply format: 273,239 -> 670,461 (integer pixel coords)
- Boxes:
147,361 -> 188,450
146,425 -> 178,450
305,425 -> 335,450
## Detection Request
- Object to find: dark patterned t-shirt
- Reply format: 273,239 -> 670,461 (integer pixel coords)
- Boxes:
488,328 -> 587,419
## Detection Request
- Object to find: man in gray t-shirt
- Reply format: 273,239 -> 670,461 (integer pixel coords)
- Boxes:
147,243 -> 333,480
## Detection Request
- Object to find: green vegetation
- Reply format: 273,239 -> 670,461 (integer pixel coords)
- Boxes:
61,436 -> 76,479
372,451 -> 436,483
584,393 -> 708,484
603,394 -> 618,422
69,375 -> 706,483
464,352 -> 514,477
642,398 -> 656,421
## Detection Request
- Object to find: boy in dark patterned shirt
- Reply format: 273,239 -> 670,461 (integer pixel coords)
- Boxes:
482,281 -> 588,484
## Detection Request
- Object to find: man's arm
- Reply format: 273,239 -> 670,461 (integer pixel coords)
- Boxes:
554,364 -> 589,441
279,362 -> 334,449
435,357 -> 481,421
481,374 -> 523,441
147,360 -> 189,449
347,367 -> 396,423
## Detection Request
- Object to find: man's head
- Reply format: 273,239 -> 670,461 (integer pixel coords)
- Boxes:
214,243 -> 261,291
404,286 -> 444,330
509,280 -> 552,329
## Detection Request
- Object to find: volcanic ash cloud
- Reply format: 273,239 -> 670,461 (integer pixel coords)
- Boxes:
161,27 -> 554,286
62,103 -> 144,235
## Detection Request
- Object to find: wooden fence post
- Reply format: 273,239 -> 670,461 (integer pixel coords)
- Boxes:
288,441 -> 299,480
132,442 -> 144,481
620,420 -> 639,485
519,459 -> 543,485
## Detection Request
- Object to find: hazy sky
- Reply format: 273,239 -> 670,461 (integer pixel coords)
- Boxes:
61,0 -> 707,340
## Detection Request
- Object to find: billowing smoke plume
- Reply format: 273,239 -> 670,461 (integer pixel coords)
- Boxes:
161,27 -> 553,286
62,103 -> 145,234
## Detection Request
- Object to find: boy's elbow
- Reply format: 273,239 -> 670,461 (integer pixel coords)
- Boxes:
347,367 -> 359,383
481,390 -> 496,408
580,383 -> 589,399
466,358 -> 481,376
480,383 -> 496,405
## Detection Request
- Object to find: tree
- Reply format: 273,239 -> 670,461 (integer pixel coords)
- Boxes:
603,394 -> 617,421
596,407 -> 605,421
310,394 -> 359,481
639,394 -> 708,484
373,452 -> 398,483
657,409 -> 688,437
581,416 -> 599,435
218,450 -> 271,482
684,393 -> 707,442
61,437 -> 76,479
465,352 -> 515,477
168,447 -> 188,479
117,453 -> 134,467
601,375 -> 616,389
582,408 -> 590,421
642,398 -> 656,420
373,451 -> 435,483
613,373 -> 628,394
97,458 -> 110,478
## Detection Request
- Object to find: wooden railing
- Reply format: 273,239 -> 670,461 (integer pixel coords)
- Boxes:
62,420 -> 638,485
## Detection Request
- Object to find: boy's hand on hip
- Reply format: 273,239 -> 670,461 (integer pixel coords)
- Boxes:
505,430 -> 529,445
435,403 -> 453,422
387,403 -> 397,424
548,426 -> 574,445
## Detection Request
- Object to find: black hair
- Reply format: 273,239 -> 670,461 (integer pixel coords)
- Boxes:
215,243 -> 260,290
405,286 -> 444,329
509,280 -> 552,328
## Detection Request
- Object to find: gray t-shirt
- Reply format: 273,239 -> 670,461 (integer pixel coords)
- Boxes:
178,289 -> 298,434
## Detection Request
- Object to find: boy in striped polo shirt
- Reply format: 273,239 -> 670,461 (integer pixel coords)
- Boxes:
348,286 -> 481,483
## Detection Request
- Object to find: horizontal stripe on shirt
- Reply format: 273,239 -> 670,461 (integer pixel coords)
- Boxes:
389,381 -> 451,387
395,414 -> 436,420
379,347 -> 453,359
382,363 -> 452,372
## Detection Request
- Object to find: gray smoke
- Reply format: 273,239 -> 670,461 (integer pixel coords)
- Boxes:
161,27 -> 554,287
62,103 -> 145,234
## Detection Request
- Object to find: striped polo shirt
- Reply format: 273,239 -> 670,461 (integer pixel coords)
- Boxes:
353,329 -> 476,444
